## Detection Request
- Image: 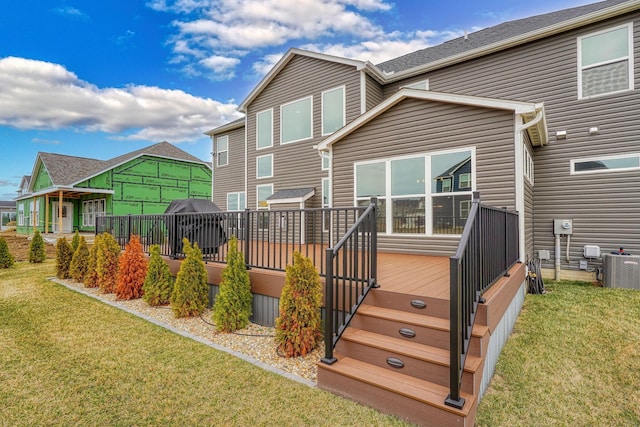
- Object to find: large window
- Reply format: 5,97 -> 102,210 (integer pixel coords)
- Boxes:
82,199 -> 106,227
256,109 -> 273,149
281,96 -> 312,144
322,86 -> 345,135
217,135 -> 228,166
571,153 -> 640,174
227,192 -> 246,211
256,154 -> 273,179
355,149 -> 473,236
578,23 -> 633,99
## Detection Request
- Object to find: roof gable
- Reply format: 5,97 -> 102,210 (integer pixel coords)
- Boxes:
238,48 -> 367,112
317,89 -> 547,151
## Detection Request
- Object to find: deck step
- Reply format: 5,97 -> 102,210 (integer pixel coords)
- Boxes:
317,354 -> 476,426
337,327 -> 483,394
351,304 -> 489,356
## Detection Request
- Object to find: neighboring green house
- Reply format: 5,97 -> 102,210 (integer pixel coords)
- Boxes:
15,141 -> 211,235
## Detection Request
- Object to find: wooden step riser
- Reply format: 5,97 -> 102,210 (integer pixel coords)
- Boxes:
317,366 -> 474,427
335,339 -> 480,396
366,289 -> 450,319
349,313 -> 485,357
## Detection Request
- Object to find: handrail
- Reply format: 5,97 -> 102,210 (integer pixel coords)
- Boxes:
445,192 -> 519,409
321,198 -> 378,364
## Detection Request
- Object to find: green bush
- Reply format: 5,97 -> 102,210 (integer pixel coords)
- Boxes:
171,238 -> 208,318
29,230 -> 46,263
0,237 -> 14,268
71,230 -> 81,253
143,245 -> 174,306
96,232 -> 121,294
69,236 -> 89,283
84,234 -> 101,288
55,237 -> 73,279
275,251 -> 323,357
213,236 -> 252,332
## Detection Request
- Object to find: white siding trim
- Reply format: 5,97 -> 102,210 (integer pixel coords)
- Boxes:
515,116 -> 526,263
360,71 -> 367,114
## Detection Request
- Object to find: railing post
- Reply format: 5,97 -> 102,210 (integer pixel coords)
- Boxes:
370,197 -> 378,288
243,209 -> 250,268
321,247 -> 337,365
127,214 -> 132,243
446,259 -> 465,410
504,207 -> 509,276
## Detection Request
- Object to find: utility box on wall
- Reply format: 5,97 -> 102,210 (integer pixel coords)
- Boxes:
553,219 -> 573,235
603,254 -> 640,290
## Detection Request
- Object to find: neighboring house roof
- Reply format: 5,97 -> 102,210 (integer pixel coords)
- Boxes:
204,117 -> 246,136
435,157 -> 472,180
267,187 -> 316,205
0,200 -> 16,209
20,141 -> 210,200
317,89 -> 548,151
376,0 -> 637,81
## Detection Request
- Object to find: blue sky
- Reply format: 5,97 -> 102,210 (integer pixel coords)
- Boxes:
0,0 -> 595,200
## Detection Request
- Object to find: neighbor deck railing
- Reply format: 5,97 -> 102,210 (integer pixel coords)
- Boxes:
321,199 -> 378,364
96,206 -> 365,276
445,192 -> 519,409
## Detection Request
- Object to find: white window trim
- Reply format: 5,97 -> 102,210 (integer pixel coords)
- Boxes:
458,173 -> 471,189
82,198 -> 106,227
524,147 -> 534,185
403,80 -> 429,90
570,153 -> 640,175
321,152 -> 330,171
256,154 -> 274,179
18,205 -> 24,226
354,147 -> 475,237
280,96 -> 313,145
256,184 -> 274,209
577,22 -> 634,100
216,135 -> 229,167
321,85 -> 346,136
226,192 -> 246,211
256,108 -> 273,150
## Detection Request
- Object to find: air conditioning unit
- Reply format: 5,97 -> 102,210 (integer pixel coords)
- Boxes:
603,254 -> 640,290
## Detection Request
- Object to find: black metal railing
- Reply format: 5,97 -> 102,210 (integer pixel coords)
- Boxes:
321,198 -> 378,364
96,206 -> 365,276
445,192 -> 519,409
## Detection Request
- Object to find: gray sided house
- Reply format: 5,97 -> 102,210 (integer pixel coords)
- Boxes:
208,0 -> 640,281
15,142 -> 211,235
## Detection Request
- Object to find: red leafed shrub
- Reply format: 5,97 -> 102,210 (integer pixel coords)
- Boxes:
115,235 -> 148,300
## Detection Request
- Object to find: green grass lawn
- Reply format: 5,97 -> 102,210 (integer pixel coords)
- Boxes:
476,280 -> 640,426
0,261 -> 409,426
3,262 -> 640,426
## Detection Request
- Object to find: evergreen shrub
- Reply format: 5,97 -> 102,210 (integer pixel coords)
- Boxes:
84,234 -> 101,288
71,230 -> 81,253
212,236 -> 252,332
143,244 -> 174,306
69,236 -> 89,283
96,232 -> 121,293
171,238 -> 208,318
55,237 -> 73,279
29,230 -> 46,263
0,237 -> 14,268
275,251 -> 323,357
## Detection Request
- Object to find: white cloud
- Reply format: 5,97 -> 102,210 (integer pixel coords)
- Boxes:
32,138 -> 62,145
54,6 -> 88,19
0,57 -> 241,143
252,52 -> 286,77
199,55 -> 240,76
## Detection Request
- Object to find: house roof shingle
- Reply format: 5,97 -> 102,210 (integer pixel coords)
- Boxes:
377,0 -> 633,74
37,141 -> 208,188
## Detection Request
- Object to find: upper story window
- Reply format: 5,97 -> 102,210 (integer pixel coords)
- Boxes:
256,154 -> 273,179
256,109 -> 273,149
227,192 -> 246,211
321,152 -> 330,170
578,23 -> 634,99
404,80 -> 429,90
322,86 -> 345,135
571,153 -> 640,174
217,135 -> 228,166
524,147 -> 534,185
281,96 -> 312,144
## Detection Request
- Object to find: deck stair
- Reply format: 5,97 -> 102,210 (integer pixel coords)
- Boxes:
317,287 -> 491,426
